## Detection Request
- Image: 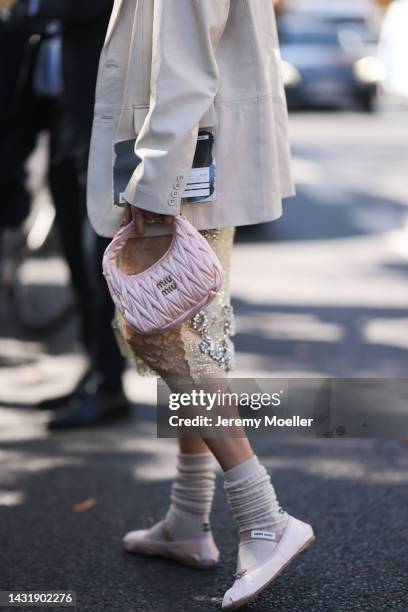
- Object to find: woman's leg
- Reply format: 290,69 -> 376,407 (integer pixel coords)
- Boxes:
123,433 -> 220,569
118,228 -> 260,548
117,228 -> 314,607
179,436 -> 253,471
178,436 -> 284,541
178,437 -> 210,455
201,436 -> 253,471
182,431 -> 287,541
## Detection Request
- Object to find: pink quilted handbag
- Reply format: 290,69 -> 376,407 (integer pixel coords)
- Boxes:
102,216 -> 223,334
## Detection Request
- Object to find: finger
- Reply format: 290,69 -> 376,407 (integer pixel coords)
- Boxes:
120,203 -> 132,227
131,206 -> 145,236
143,211 -> 158,223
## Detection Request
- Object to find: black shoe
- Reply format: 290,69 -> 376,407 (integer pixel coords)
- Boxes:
36,367 -> 92,411
48,388 -> 131,430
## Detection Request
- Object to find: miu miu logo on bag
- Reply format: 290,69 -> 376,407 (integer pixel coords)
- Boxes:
156,275 -> 177,296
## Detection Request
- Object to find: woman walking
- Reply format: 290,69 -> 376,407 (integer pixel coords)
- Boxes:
87,1 -> 314,608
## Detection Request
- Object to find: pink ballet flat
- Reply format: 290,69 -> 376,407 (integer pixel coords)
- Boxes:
222,516 -> 315,610
123,524 -> 220,570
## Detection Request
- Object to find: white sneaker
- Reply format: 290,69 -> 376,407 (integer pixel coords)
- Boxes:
222,516 -> 315,610
123,522 -> 220,570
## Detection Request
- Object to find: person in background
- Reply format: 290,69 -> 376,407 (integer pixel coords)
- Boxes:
0,5 -> 32,234
3,0 -> 129,429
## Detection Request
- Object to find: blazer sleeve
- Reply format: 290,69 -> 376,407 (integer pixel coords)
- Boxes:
123,0 -> 230,216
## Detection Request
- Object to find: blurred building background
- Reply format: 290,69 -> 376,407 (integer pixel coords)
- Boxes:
276,0 -> 394,12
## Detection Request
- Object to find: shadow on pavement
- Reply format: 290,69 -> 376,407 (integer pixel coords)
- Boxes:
236,188 -> 408,243
234,298 -> 408,377
0,417 -> 406,611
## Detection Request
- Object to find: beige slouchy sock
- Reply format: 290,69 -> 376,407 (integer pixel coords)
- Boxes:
224,455 -> 288,571
147,453 -> 216,542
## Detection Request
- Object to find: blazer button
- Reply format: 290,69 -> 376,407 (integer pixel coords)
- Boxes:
177,175 -> 184,182
169,198 -> 176,206
171,191 -> 178,197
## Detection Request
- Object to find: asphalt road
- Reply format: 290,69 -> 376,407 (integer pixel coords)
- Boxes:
0,109 -> 408,611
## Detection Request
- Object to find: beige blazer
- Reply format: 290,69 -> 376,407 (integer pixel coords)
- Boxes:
87,0 -> 295,237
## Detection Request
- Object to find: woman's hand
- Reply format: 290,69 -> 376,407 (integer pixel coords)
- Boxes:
121,203 -> 173,236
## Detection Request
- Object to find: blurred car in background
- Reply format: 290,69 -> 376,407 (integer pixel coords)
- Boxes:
284,0 -> 381,25
278,15 -> 384,112
378,0 -> 408,103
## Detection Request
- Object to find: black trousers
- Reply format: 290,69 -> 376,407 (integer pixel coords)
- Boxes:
2,35 -> 125,393
48,149 -> 125,394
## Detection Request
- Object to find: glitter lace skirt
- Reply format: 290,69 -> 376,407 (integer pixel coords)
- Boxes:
114,227 -> 236,385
